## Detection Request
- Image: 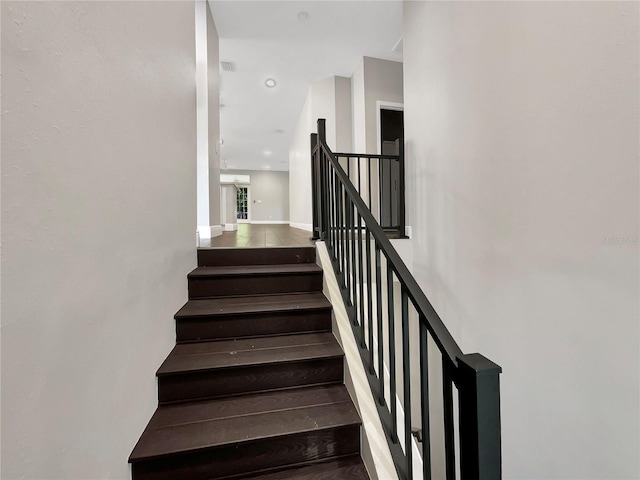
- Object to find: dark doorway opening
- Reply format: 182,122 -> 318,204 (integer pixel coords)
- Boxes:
380,109 -> 404,233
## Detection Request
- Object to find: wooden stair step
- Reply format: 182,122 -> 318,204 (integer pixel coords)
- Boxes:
175,293 -> 331,318
198,246 -> 316,267
174,293 -> 332,342
130,386 -> 362,480
130,385 -> 358,462
157,333 -> 344,403
188,264 -> 323,298
248,456 -> 369,479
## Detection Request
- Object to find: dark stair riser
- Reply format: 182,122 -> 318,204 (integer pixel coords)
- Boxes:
248,456 -> 369,480
158,357 -> 344,404
188,272 -> 323,298
198,247 -> 316,267
131,425 -> 360,480
176,309 -> 332,343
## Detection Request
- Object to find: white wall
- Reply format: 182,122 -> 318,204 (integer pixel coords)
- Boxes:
196,1 -> 221,240
289,76 -> 352,231
196,1 -> 210,235
351,57 -> 403,155
403,1 -> 639,478
1,2 -> 197,478
224,170 -> 290,223
221,185 -> 237,230
207,2 -> 221,234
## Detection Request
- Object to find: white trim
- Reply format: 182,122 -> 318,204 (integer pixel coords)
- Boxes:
250,220 -> 290,225
405,226 -> 412,238
375,101 -> 404,155
316,242 -> 399,480
197,225 -> 212,240
223,223 -> 238,232
289,222 -> 313,232
211,225 -> 223,238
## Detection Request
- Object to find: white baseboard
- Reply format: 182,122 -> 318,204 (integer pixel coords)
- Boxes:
197,225 -> 211,240
198,225 -> 223,239
223,223 -> 238,231
211,225 -> 223,238
289,222 -> 313,232
405,226 -> 412,238
250,220 -> 289,225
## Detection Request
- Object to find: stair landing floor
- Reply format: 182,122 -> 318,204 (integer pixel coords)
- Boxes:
200,224 -> 315,248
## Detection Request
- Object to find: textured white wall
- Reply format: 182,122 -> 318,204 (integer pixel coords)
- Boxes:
1,2 -> 197,478
351,57 -> 403,155
289,91 -> 314,231
196,1 -> 210,232
403,1 -> 639,478
207,2 -> 221,231
352,60 -> 367,153
289,76 -> 346,231
224,170 -> 290,223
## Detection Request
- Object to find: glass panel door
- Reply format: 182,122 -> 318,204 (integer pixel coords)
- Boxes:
236,187 -> 249,222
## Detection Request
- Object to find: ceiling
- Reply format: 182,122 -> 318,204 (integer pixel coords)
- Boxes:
209,1 -> 403,172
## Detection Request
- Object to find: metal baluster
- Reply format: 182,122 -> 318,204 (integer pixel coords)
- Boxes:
388,157 -> 393,229
375,245 -> 384,405
357,212 -> 365,346
350,199 -> 357,313
358,156 -> 362,200
365,229 -> 373,365
345,194 -> 352,305
337,182 -> 344,283
443,356 -> 456,480
329,165 -> 337,256
420,318 -> 432,480
378,260 -> 395,406
369,243 -> 382,374
402,289 -> 412,480
378,157 -> 383,226
387,264 -> 398,443
368,157 -> 372,210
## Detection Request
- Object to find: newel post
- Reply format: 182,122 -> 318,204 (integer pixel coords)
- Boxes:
316,119 -> 328,240
396,138 -> 406,238
310,133 -> 320,240
457,353 -> 502,480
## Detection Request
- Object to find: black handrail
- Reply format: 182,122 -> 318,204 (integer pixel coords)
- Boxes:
311,119 -> 502,480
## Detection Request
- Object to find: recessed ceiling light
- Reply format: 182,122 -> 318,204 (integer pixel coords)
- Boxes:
297,11 -> 309,20
264,165 -> 271,169
263,149 -> 273,157
265,78 -> 276,88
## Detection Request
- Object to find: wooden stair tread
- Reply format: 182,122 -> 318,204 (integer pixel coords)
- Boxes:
188,264 -> 322,278
247,456 -> 369,479
157,333 -> 342,375
175,293 -> 331,319
129,386 -> 360,462
197,247 -> 316,267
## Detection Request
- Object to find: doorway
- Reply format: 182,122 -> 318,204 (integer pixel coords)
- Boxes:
236,186 -> 250,223
379,107 -> 404,230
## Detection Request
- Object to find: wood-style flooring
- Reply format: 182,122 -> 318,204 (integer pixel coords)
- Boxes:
201,224 -> 315,248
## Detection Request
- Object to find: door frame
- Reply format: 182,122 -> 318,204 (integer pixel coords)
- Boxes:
236,185 -> 251,223
376,101 -> 404,155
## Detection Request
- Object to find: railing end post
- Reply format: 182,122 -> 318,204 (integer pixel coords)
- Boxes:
457,353 -> 502,480
310,133 -> 320,240
317,118 -> 327,144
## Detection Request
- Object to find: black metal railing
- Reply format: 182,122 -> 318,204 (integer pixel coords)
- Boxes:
311,119 -> 502,480
312,133 -> 405,239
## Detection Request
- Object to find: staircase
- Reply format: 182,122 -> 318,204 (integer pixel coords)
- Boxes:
129,246 -> 370,480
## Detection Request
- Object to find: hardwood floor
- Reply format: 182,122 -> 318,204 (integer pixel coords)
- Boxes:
201,224 -> 315,248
